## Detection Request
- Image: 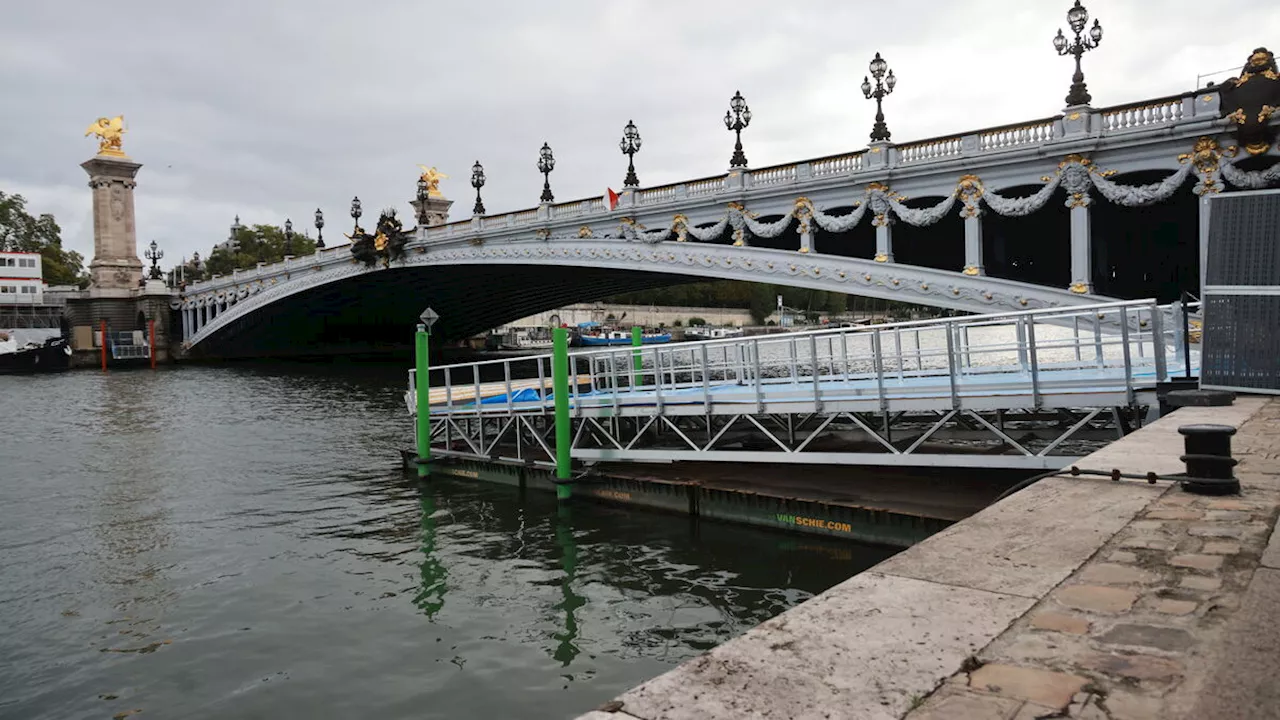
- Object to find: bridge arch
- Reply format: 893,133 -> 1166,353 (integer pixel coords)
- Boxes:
185,238 -> 1115,358
1091,168 -> 1199,302
813,205 -> 876,260
982,183 -> 1071,289
892,195 -> 964,273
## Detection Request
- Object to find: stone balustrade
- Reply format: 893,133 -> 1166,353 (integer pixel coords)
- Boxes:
979,119 -> 1057,151
1100,94 -> 1186,132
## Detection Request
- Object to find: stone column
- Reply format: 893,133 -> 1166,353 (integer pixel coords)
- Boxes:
81,156 -> 144,293
874,221 -> 894,263
963,215 -> 984,276
1069,204 -> 1093,294
183,307 -> 192,341
1197,194 -> 1212,295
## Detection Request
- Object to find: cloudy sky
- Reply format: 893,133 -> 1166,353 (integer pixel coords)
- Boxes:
2,1 -> 1277,264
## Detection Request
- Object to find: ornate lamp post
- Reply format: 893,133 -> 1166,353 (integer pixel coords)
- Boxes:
144,240 -> 164,279
1053,0 -> 1103,106
283,218 -> 294,256
416,176 -> 429,224
350,195 -> 362,232
471,160 -> 486,215
861,52 -> 897,142
723,91 -> 752,168
191,251 -> 202,280
314,208 -> 325,249
620,119 -> 642,187
537,143 -> 556,203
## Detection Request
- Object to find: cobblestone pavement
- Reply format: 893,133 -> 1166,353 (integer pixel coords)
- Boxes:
906,399 -> 1280,720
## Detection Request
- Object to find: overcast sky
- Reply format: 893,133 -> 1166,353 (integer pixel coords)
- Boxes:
2,1 -> 1277,264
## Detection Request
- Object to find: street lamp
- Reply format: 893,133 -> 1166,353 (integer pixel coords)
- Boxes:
350,195 -> 362,231
723,91 -> 752,168
1053,0 -> 1103,106
314,208 -> 325,250
191,251 -> 202,279
861,52 -> 897,142
284,218 -> 294,256
471,160 -> 486,215
537,142 -> 556,203
416,176 -> 429,224
145,239 -> 164,279
620,119 -> 642,188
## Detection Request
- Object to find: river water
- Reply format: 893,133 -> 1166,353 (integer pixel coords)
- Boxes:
0,363 -> 894,720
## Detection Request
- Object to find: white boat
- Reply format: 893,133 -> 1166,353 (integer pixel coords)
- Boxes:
0,331 -> 71,374
499,327 -> 554,350
684,326 -> 744,342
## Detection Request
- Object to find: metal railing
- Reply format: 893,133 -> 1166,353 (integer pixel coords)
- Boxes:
409,299 -> 1187,420
106,330 -> 151,360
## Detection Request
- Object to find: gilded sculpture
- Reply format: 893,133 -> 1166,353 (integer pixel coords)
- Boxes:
416,166 -> 449,198
85,116 -> 127,157
348,209 -> 409,268
1217,47 -> 1280,155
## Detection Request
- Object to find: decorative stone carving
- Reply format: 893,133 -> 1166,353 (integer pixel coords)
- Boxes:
957,175 -> 984,219
1217,47 -> 1280,156
1179,137 -> 1236,195
1221,159 -> 1280,189
1090,163 -> 1192,206
1059,155 -> 1094,209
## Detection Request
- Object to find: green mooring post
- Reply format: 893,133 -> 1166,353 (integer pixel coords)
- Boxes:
552,327 -> 572,500
631,325 -> 643,387
415,323 -> 431,478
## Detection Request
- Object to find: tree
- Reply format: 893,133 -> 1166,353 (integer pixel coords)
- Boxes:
203,223 -> 317,277
0,191 -> 88,287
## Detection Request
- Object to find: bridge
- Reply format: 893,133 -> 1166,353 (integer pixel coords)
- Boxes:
405,298 -> 1199,471
176,79 -> 1278,358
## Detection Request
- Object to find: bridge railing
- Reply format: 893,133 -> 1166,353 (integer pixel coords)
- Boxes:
184,89 -> 1220,300
409,298 -> 1182,419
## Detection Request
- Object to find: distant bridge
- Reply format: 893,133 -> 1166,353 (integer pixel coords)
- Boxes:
176,87 -> 1275,358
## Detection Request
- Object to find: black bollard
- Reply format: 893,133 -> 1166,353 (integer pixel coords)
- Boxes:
1177,424 -> 1240,495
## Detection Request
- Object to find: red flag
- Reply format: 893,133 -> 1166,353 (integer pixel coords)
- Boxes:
605,188 -> 620,211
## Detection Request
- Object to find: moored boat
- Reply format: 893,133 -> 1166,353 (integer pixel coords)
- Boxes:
684,326 -> 744,342
576,329 -> 672,347
0,333 -> 72,374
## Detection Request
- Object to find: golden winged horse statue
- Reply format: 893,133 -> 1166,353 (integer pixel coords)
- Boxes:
85,116 -> 127,157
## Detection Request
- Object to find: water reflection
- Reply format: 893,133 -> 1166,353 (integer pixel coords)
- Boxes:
551,505 -> 585,666
415,492 -> 448,620
390,476 -> 895,671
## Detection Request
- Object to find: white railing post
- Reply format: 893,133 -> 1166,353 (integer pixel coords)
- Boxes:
1118,306 -> 1135,406
1026,318 -> 1042,409
1149,301 -> 1168,382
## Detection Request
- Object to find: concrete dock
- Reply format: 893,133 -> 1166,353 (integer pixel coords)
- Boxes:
576,397 -> 1280,720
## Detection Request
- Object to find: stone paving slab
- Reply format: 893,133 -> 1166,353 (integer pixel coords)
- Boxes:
1177,567 -> 1280,720
873,478 -> 1162,599
614,572 -> 1034,720
904,397 -> 1279,720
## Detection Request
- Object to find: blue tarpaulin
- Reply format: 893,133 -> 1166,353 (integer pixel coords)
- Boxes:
479,387 -> 545,404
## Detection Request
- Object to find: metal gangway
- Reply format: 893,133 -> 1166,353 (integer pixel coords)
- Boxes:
407,299 -> 1199,470
106,330 -> 152,361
